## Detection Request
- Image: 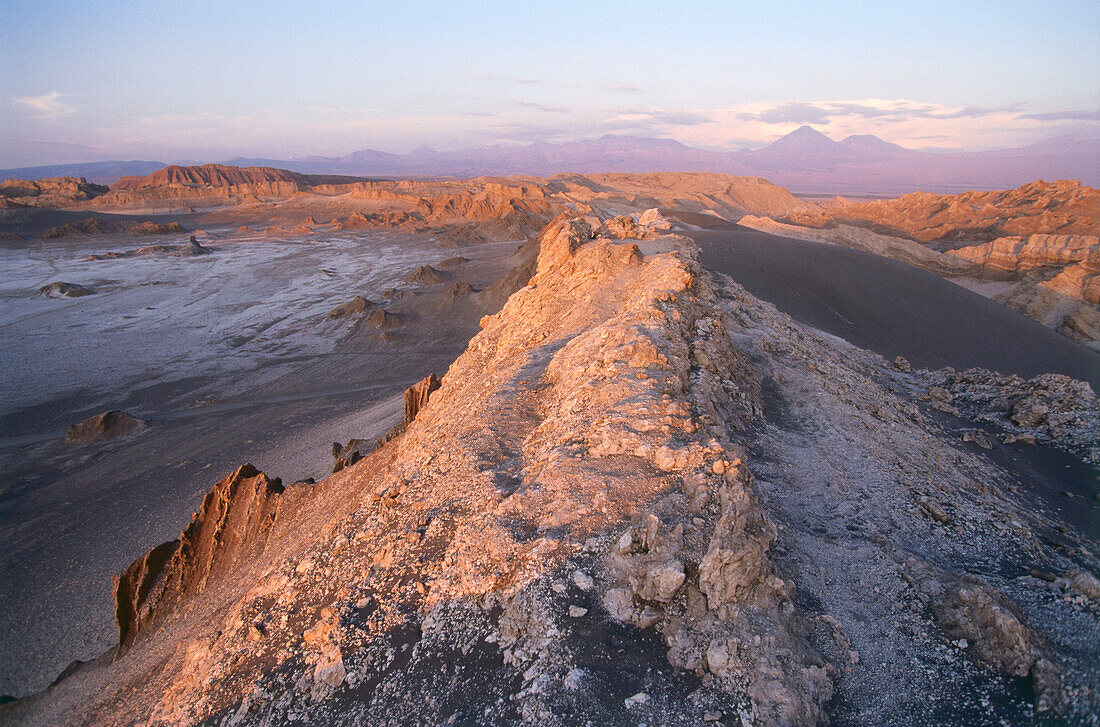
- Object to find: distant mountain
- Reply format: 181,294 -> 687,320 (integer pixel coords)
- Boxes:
4,129 -> 1097,194
253,129 -> 1098,193
837,134 -> 909,158
0,160 -> 167,185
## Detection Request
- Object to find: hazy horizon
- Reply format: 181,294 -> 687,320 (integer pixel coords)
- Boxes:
2,0 -> 1098,168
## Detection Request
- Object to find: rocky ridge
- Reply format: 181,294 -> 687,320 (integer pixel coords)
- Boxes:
3,217 -> 1097,726
782,180 -> 1099,245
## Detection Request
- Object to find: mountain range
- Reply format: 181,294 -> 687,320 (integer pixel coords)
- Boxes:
3,127 -> 1097,194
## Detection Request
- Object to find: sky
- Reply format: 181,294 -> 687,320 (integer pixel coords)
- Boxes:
1,0 -> 1098,166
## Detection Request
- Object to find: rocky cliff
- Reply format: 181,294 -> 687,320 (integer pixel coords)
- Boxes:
98,164 -> 303,207
945,234 -> 1100,303
111,164 -> 306,192
6,216 -> 1097,726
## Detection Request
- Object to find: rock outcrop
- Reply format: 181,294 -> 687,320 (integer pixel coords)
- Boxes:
945,234 -> 1100,303
39,217 -> 115,239
113,464 -> 284,651
37,282 -> 94,298
916,367 -> 1100,462
64,410 -> 146,444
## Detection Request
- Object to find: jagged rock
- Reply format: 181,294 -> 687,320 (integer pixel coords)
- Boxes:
113,464 -> 284,651
64,410 -> 146,444
444,281 -> 478,299
437,256 -> 470,268
0,176 -> 108,206
180,236 -> 211,255
331,439 -> 375,473
917,368 -> 1100,462
595,214 -> 645,240
639,207 -> 673,230
892,356 -> 912,372
37,281 -> 94,298
905,557 -> 1059,705
403,374 -> 440,425
119,220 -> 187,236
1064,569 -> 1100,602
436,224 -> 485,247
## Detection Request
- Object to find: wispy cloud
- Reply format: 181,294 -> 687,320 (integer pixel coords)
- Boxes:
12,92 -> 75,119
1020,109 -> 1100,122
514,101 -> 568,113
610,84 -> 643,94
736,100 -> 1027,125
465,71 -> 541,85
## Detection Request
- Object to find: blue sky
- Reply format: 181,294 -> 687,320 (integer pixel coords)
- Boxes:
1,0 -> 1098,165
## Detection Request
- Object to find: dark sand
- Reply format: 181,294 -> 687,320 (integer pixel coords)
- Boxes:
696,226 -> 1099,538
694,227 -> 1100,390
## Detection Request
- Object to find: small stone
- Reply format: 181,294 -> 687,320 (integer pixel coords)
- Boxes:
624,692 -> 650,708
572,571 -> 594,591
703,712 -> 723,722
563,668 -> 584,690
568,606 -> 588,618
919,498 -> 951,524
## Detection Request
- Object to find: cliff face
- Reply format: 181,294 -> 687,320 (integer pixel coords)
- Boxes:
944,234 -> 1100,304
8,215 -> 1098,726
783,179 -> 1099,244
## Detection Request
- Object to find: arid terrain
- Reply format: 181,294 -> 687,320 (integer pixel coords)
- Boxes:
0,166 -> 1097,726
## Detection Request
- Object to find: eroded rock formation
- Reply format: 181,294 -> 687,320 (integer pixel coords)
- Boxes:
113,464 -> 284,651
782,179 -> 1099,244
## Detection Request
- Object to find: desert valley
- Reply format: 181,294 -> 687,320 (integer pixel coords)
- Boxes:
0,155 -> 1096,726
2,2 -> 1099,725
